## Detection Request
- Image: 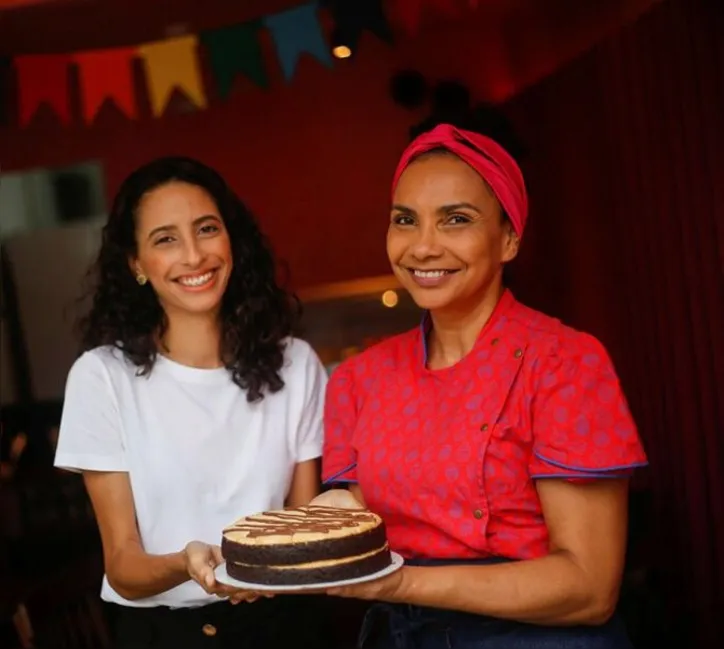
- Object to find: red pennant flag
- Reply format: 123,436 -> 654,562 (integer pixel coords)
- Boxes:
392,0 -> 461,36
14,54 -> 72,126
74,47 -> 138,123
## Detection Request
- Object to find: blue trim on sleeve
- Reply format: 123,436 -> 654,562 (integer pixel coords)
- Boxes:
534,450 -> 649,473
531,472 -> 631,480
323,462 -> 357,485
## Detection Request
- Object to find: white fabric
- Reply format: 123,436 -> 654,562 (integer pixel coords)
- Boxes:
54,337 -> 326,608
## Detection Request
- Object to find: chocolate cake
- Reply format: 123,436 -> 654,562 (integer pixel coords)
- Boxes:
221,505 -> 391,585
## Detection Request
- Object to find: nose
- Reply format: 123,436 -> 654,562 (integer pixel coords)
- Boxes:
409,222 -> 443,261
182,237 -> 204,267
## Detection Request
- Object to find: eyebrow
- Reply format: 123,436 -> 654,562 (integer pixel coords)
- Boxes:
147,214 -> 220,240
391,202 -> 481,215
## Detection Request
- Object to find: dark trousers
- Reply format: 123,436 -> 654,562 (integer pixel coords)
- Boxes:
109,595 -> 331,649
359,558 -> 634,649
359,604 -> 633,649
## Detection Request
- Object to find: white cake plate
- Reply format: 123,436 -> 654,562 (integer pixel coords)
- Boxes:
215,551 -> 404,592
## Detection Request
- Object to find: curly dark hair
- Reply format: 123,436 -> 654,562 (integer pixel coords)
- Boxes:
78,156 -> 300,402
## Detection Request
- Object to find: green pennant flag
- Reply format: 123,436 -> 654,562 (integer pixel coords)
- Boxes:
201,21 -> 268,98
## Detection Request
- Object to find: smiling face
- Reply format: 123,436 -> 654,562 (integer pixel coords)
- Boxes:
387,152 -> 519,315
131,181 -> 233,319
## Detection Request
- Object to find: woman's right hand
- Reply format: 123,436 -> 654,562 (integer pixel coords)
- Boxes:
184,541 -> 230,595
309,489 -> 364,510
183,541 -> 267,603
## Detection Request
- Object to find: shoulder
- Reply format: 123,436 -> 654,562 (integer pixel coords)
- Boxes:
280,337 -> 326,384
67,345 -> 135,383
507,300 -> 613,371
331,328 -> 418,381
282,337 -> 320,368
326,328 -> 419,402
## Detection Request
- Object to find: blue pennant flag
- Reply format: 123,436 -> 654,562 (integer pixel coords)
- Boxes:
263,2 -> 333,81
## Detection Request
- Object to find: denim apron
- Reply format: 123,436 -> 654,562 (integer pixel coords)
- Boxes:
357,558 -> 633,649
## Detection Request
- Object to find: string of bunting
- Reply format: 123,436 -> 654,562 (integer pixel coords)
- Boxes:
8,0 -> 478,127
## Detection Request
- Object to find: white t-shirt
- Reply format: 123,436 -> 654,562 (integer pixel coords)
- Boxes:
54,337 -> 326,608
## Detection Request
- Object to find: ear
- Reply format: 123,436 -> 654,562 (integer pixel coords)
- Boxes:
128,256 -> 141,277
501,225 -> 520,264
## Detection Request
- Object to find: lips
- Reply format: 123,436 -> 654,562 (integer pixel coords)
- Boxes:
410,269 -> 456,278
404,267 -> 460,288
175,269 -> 217,288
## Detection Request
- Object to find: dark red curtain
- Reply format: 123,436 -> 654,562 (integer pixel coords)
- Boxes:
506,0 -> 723,645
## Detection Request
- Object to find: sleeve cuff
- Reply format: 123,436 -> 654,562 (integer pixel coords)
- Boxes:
297,444 -> 323,463
54,452 -> 128,473
322,462 -> 358,485
529,450 -> 648,480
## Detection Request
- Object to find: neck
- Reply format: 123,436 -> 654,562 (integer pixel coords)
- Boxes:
160,311 -> 223,369
427,282 -> 505,370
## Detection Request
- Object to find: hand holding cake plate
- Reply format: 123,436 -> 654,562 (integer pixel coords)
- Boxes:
215,505 -> 404,593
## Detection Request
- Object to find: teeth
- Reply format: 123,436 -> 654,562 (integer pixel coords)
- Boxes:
178,271 -> 214,287
413,270 -> 448,278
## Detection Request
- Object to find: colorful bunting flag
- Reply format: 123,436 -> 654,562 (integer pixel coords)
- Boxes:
74,47 -> 138,123
8,0 -> 478,129
322,0 -> 393,49
263,2 -> 332,81
14,54 -> 72,126
138,35 -> 207,117
201,21 -> 268,98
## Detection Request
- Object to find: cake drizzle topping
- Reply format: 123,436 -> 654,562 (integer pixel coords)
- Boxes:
224,505 -> 378,538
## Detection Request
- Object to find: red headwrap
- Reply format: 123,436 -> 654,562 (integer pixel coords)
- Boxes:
391,123 -> 528,238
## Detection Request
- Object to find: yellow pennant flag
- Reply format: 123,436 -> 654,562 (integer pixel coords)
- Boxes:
138,35 -> 207,116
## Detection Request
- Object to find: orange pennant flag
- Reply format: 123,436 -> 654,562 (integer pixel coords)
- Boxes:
138,35 -> 207,117
14,54 -> 72,126
73,47 -> 138,123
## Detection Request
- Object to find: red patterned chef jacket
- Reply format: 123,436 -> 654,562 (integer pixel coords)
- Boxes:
322,290 -> 648,561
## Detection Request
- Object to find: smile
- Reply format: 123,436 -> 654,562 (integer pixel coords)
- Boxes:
175,270 -> 217,288
405,267 -> 460,287
410,269 -> 455,278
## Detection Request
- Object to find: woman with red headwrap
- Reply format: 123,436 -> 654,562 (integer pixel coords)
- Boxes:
314,124 -> 647,648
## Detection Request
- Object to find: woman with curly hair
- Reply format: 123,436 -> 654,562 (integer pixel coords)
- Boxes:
53,157 -> 328,648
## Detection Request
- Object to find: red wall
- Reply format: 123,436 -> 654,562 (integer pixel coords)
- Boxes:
1,0 -> 658,288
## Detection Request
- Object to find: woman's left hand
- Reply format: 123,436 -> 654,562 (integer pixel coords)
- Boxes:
325,567 -> 406,602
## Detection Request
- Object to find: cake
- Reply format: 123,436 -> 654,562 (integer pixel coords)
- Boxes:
221,505 -> 391,585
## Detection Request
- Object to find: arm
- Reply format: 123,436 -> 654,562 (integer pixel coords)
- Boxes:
384,478 -> 629,625
316,360 -> 367,510
285,458 -> 322,508
83,470 -> 188,600
85,470 -> 241,601
285,343 -> 329,508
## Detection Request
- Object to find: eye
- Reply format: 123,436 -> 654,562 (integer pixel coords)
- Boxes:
392,214 -> 415,226
447,213 -> 472,225
153,236 -> 174,246
199,223 -> 220,235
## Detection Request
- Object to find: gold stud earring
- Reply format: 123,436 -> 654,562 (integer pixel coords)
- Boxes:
136,273 -> 148,286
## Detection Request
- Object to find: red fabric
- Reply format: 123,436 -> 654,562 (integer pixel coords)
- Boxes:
323,291 -> 647,560
73,47 -> 138,124
503,0 -> 724,643
14,54 -> 71,126
391,123 -> 529,238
